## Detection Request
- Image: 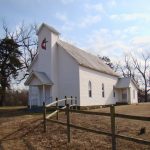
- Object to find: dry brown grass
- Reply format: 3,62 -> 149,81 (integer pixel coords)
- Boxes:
0,103 -> 150,150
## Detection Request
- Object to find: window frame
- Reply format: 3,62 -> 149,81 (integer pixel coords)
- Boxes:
88,81 -> 92,98
102,83 -> 105,98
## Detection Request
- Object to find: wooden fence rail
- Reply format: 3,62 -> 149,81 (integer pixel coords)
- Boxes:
43,96 -> 77,132
43,99 -> 150,150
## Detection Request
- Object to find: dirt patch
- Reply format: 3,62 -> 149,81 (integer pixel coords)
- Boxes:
0,104 -> 150,150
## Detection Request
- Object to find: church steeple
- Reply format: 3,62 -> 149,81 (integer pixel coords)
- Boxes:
36,23 -> 60,36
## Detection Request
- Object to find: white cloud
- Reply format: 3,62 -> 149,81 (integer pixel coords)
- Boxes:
55,13 -> 68,22
131,36 -> 150,45
55,12 -> 74,31
85,3 -> 105,13
83,26 -> 149,62
61,0 -> 74,4
79,15 -> 101,28
85,29 -> 123,57
107,0 -> 117,7
55,12 -> 102,30
110,13 -> 150,22
130,36 -> 150,53
61,22 -> 74,31
123,26 -> 139,34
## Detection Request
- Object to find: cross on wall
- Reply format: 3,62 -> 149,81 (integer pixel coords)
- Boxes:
41,38 -> 48,50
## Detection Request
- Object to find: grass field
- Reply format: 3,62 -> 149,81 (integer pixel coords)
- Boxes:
0,103 -> 150,150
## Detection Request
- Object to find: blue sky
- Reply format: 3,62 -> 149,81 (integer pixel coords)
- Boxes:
1,0 -> 150,61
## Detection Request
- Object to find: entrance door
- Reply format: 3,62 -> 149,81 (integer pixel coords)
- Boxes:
38,85 -> 52,105
45,85 -> 52,104
30,86 -> 39,106
122,89 -> 127,102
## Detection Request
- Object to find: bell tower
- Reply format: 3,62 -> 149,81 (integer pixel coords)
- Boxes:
36,23 -> 60,98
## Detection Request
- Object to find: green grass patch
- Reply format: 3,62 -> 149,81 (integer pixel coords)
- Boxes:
0,106 -> 27,110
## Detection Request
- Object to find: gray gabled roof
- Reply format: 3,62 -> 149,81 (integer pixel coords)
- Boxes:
115,77 -> 131,88
57,40 -> 119,77
37,23 -> 60,35
24,71 -> 53,86
115,77 -> 138,89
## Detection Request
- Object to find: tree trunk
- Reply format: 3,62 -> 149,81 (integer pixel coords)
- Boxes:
144,80 -> 148,102
0,85 -> 6,106
144,89 -> 147,102
0,96 -> 3,106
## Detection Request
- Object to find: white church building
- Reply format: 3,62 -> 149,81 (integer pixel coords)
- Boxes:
25,23 -> 138,107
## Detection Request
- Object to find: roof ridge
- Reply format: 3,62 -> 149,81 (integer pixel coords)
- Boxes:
58,39 -> 111,69
57,39 -> 119,77
58,39 -> 103,60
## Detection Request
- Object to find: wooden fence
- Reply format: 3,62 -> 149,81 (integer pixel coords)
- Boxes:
43,96 -> 77,132
43,97 -> 150,150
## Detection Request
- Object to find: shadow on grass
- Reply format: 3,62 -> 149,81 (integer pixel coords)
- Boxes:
0,107 -> 54,118
0,118 -> 43,149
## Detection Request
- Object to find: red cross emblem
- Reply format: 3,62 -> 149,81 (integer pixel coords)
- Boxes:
41,38 -> 48,50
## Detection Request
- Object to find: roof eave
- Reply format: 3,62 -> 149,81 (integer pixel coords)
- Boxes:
114,86 -> 130,89
24,71 -> 53,86
80,64 -> 120,77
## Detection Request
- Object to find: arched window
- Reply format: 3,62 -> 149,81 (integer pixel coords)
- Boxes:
88,81 -> 92,97
102,83 -> 105,98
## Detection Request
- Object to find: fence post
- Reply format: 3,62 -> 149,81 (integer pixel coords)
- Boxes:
56,97 -> 58,120
65,96 -> 67,115
65,96 -> 67,105
43,102 -> 46,132
66,103 -> 71,143
71,96 -> 73,111
75,97 -> 77,110
110,105 -> 116,150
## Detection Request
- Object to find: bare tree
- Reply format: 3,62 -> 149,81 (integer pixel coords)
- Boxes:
113,61 -> 120,72
132,54 -> 150,102
17,23 -> 38,81
1,21 -> 38,81
119,55 -> 138,83
0,21 -> 38,105
99,55 -> 120,72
